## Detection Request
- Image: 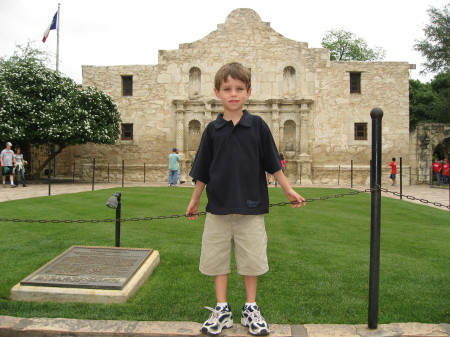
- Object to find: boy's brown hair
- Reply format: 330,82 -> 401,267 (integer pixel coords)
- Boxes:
214,62 -> 251,90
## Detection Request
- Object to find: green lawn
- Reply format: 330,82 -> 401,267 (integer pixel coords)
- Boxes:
0,187 -> 448,324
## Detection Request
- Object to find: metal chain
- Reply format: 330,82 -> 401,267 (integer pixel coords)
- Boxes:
0,187 -> 447,223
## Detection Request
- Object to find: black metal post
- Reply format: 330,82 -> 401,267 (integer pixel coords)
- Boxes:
338,165 -> 341,185
48,156 -> 52,196
115,193 -> 121,247
351,160 -> 353,188
122,160 -> 125,187
92,158 -> 96,191
400,157 -> 403,200
368,107 -> 383,329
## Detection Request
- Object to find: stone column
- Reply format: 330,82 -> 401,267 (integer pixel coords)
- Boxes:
176,111 -> 185,154
299,103 -> 309,155
271,103 -> 280,149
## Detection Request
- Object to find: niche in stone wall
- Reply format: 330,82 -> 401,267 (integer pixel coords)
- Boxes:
189,67 -> 201,98
283,66 -> 296,96
188,120 -> 202,152
283,120 -> 296,152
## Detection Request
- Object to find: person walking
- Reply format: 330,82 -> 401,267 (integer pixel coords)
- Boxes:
168,148 -> 180,187
442,158 -> 449,185
1,142 -> 17,188
14,148 -> 27,187
386,157 -> 397,187
432,158 -> 442,186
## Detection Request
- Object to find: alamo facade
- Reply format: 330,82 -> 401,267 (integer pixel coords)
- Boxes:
59,8 -> 414,185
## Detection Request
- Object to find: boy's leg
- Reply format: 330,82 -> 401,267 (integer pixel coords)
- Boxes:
214,274 -> 228,303
243,275 -> 257,302
241,276 -> 269,336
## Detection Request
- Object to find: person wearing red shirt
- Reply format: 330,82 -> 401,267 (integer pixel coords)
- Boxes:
386,157 -> 397,186
443,158 -> 449,185
432,158 -> 443,186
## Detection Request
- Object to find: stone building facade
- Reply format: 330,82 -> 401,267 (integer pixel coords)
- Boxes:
62,8 -> 411,185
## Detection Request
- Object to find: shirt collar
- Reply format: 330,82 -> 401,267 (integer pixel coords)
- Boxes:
212,110 -> 253,129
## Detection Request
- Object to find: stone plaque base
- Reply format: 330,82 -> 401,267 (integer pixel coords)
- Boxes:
10,246 -> 160,304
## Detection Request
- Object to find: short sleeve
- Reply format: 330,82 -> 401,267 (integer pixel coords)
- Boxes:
259,118 -> 282,174
190,125 -> 213,184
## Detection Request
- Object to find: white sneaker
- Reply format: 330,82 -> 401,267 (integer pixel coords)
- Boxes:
241,304 -> 269,336
200,305 -> 233,335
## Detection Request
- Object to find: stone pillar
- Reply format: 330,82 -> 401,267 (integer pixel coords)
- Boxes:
299,103 -> 309,156
279,126 -> 284,152
271,103 -> 280,149
176,111 -> 185,155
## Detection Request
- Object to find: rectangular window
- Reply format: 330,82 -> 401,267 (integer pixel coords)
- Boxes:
350,72 -> 361,93
122,75 -> 133,96
354,123 -> 367,140
121,123 -> 133,140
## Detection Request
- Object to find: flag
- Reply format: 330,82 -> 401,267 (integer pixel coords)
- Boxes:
42,12 -> 58,43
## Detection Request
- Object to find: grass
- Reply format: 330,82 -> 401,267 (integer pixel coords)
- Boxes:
0,187 -> 448,324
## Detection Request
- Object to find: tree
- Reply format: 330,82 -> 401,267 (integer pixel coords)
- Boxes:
414,5 -> 450,74
409,70 -> 450,128
321,28 -> 386,61
0,43 -> 121,176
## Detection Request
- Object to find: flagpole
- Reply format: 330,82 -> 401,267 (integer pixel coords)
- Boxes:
56,3 -> 60,73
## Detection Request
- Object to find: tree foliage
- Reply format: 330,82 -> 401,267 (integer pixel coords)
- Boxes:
414,5 -> 450,74
321,28 -> 386,61
0,43 -> 121,174
409,70 -> 450,128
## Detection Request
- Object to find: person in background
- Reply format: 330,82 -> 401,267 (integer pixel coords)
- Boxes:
442,158 -> 449,185
1,142 -> 17,188
168,148 -> 180,187
14,148 -> 27,187
432,158 -> 442,186
386,157 -> 397,187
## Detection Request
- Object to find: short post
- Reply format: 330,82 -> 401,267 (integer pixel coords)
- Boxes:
122,160 -> 125,187
368,107 -> 383,329
338,165 -> 341,185
115,194 -> 121,247
400,157 -> 403,200
351,160 -> 354,188
48,156 -> 52,196
92,158 -> 96,191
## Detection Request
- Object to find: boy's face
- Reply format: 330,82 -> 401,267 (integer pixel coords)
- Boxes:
214,76 -> 251,114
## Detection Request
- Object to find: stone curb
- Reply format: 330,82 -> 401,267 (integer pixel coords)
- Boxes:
0,316 -> 448,337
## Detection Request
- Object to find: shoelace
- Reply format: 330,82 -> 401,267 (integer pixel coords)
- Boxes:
204,306 -> 222,323
248,308 -> 266,324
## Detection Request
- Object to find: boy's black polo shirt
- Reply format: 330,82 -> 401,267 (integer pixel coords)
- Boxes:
190,110 -> 281,215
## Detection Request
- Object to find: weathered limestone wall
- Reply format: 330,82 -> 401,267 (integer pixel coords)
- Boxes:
50,8 -> 411,186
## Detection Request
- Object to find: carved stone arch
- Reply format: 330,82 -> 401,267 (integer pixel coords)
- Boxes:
187,119 -> 202,153
189,67 -> 201,98
283,66 -> 296,95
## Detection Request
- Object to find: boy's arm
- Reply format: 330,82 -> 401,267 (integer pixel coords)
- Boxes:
272,170 -> 306,208
186,181 -> 206,220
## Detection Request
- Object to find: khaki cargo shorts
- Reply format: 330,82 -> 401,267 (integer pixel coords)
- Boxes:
199,213 -> 268,276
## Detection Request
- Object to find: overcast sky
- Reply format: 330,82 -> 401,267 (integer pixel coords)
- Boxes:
0,0 -> 446,84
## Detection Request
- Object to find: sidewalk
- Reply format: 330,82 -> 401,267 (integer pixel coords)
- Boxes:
1,182 -> 449,211
0,315 -> 448,337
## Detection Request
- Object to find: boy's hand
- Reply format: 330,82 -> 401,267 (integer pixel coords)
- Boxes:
285,188 -> 306,208
186,198 -> 201,220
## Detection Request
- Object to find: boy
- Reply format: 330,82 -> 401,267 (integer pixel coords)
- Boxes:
168,148 -> 180,187
186,63 -> 305,336
432,158 -> 442,186
1,142 -> 17,188
443,159 -> 449,185
386,158 -> 397,187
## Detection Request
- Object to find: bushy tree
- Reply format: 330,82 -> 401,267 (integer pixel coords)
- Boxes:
0,43 -> 121,175
321,28 -> 386,61
414,5 -> 450,74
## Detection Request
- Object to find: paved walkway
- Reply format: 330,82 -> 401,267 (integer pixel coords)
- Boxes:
0,183 -> 448,336
1,182 -> 449,211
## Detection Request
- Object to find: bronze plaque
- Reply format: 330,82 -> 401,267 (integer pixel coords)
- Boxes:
20,246 -> 153,290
